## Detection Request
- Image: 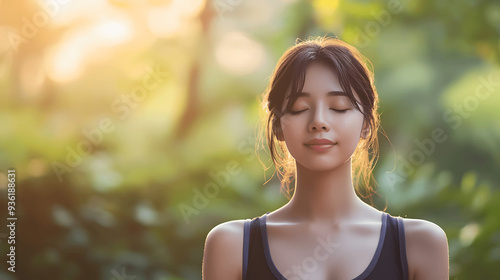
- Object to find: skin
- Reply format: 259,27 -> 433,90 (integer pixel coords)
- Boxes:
202,62 -> 449,280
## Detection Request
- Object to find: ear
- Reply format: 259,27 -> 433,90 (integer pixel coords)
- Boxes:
361,121 -> 370,139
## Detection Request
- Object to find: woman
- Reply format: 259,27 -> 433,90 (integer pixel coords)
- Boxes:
202,36 -> 449,280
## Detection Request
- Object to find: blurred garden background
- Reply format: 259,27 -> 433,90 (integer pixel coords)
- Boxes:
0,0 -> 499,279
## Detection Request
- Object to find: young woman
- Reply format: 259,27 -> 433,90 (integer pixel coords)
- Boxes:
202,36 -> 449,280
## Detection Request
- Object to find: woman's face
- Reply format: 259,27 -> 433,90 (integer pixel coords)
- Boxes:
279,61 -> 367,171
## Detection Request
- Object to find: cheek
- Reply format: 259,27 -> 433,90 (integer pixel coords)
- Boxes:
280,116 -> 300,136
280,116 -> 305,151
338,113 -> 364,139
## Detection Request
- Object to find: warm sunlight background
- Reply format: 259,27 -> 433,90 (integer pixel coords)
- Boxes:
1,0 -> 499,279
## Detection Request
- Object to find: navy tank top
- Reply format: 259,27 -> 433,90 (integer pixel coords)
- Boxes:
242,212 -> 409,280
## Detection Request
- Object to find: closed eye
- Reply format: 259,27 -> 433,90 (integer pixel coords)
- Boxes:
331,109 -> 348,113
289,109 -> 307,115
289,109 -> 348,115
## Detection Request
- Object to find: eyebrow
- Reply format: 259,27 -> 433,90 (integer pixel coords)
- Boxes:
286,91 -> 348,100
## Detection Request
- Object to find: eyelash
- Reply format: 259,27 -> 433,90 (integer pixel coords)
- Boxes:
289,109 -> 348,115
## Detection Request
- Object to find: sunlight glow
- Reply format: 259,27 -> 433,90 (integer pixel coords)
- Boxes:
95,20 -> 133,46
147,0 -> 205,38
173,0 -> 205,19
45,34 -> 86,83
215,32 -> 265,75
459,223 -> 480,247
148,6 -> 182,38
44,17 -> 134,83
41,0 -> 106,27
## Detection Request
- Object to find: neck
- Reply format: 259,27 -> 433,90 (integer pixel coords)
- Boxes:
285,158 -> 368,223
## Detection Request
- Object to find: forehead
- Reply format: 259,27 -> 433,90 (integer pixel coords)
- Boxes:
284,62 -> 360,102
303,62 -> 342,91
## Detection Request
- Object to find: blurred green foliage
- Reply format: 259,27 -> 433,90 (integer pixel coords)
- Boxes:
0,0 -> 499,279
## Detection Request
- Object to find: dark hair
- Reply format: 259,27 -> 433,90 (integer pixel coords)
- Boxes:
257,36 -> 383,206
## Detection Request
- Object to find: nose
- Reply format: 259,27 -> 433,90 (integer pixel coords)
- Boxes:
308,107 -> 330,132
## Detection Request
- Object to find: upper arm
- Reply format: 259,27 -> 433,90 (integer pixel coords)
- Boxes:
403,218 -> 449,280
202,220 -> 246,280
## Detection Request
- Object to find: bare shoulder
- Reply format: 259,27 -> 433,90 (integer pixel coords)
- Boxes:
202,219 -> 248,280
402,217 -> 448,246
401,217 -> 449,280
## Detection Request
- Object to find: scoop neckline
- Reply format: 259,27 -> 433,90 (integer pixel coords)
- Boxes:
259,211 -> 388,280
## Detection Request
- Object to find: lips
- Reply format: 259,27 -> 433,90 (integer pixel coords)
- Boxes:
304,138 -> 336,146
304,138 -> 337,152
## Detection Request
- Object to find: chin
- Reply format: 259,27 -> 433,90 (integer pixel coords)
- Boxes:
298,158 -> 345,172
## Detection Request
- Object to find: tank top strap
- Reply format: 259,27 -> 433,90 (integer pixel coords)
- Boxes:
365,213 -> 409,280
243,212 -> 276,280
242,218 -> 251,280
396,216 -> 409,280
